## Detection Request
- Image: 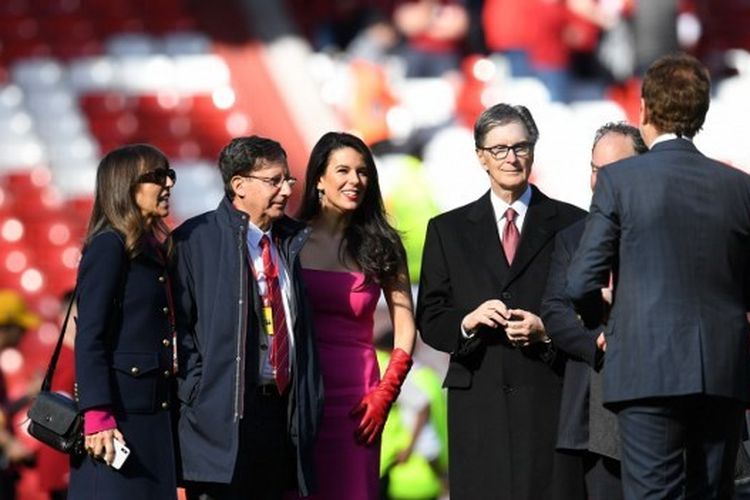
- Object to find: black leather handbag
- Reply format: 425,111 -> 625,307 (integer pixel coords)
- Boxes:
26,289 -> 84,456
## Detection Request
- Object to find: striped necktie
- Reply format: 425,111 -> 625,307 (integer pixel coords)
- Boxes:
260,235 -> 290,394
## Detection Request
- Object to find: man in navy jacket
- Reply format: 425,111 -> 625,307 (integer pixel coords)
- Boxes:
171,136 -> 323,499
566,53 -> 750,499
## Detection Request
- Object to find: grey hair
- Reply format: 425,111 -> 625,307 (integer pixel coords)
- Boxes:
474,103 -> 539,148
592,122 -> 648,154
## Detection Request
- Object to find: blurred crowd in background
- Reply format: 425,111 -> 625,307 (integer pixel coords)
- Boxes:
1,0 -> 749,498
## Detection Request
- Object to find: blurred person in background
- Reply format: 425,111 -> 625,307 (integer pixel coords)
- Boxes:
566,53 -> 750,500
347,12 -> 401,64
172,136 -> 323,499
290,131 -> 416,499
482,0 -> 535,77
633,0 -> 678,75
36,290 -> 78,500
69,144 -> 178,499
417,103 -> 586,500
482,0 -> 573,100
0,289 -> 38,499
541,122 -> 647,500
301,0 -> 390,52
376,329 -> 447,500
483,0 -> 631,102
393,0 -> 469,78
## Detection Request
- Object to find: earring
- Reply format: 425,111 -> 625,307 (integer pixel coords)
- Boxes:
317,189 -> 324,201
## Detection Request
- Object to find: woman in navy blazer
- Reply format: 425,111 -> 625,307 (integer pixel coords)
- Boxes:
68,144 -> 178,499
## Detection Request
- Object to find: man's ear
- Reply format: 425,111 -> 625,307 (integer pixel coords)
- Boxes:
639,98 -> 648,127
476,149 -> 489,172
231,176 -> 244,198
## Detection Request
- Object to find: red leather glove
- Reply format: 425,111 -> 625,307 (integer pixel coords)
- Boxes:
351,348 -> 413,446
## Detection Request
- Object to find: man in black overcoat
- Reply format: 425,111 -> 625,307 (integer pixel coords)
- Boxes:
417,103 -> 586,500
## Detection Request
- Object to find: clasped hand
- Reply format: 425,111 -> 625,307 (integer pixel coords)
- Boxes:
462,299 -> 547,347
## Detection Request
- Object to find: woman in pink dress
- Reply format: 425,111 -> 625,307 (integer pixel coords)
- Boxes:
295,132 -> 416,499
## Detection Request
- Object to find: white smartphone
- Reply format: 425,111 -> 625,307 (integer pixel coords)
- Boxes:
110,438 -> 130,470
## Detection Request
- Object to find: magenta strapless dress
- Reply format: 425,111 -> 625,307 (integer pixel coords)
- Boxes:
296,268 -> 382,500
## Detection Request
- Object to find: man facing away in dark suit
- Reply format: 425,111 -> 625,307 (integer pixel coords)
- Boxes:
541,122 -> 647,500
417,103 -> 587,500
566,53 -> 750,499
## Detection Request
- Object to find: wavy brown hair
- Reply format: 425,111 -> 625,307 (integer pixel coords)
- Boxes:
85,144 -> 171,258
642,53 -> 711,138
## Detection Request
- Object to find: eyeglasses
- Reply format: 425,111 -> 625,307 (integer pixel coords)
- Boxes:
477,142 -> 533,160
137,168 -> 176,186
240,174 -> 297,189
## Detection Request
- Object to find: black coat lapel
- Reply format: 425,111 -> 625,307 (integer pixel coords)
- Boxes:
504,186 -> 556,286
466,192 -> 509,286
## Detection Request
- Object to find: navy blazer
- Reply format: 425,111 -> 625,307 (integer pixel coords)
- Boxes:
566,139 -> 750,405
76,230 -> 173,414
71,230 -> 176,499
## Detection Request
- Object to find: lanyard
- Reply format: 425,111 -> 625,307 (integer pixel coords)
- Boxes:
246,234 -> 279,337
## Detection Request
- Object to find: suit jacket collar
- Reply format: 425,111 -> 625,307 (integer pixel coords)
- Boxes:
467,185 -> 557,288
649,137 -> 700,154
466,190 -> 507,286
489,184 -> 532,225
508,185 -> 557,284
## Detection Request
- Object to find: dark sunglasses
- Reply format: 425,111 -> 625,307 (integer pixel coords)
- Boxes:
137,168 -> 176,186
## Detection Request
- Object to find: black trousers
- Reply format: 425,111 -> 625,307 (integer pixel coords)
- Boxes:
184,388 -> 294,500
617,395 -> 744,500
583,452 -> 623,500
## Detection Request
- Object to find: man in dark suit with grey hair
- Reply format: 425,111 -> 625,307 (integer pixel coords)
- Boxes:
566,53 -> 750,499
418,103 -> 586,500
542,122 -> 647,500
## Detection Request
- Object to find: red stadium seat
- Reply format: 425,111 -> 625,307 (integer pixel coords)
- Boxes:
0,15 -> 39,43
65,196 -> 94,223
79,91 -> 132,117
0,0 -> 31,17
94,15 -> 146,37
23,218 -> 76,247
32,0 -> 84,16
86,111 -> 140,144
50,38 -> 104,60
39,14 -> 96,44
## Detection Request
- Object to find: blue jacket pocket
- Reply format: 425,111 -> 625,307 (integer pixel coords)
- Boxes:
111,352 -> 161,413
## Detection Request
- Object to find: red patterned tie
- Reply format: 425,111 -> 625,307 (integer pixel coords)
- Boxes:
260,235 -> 290,394
502,207 -> 520,265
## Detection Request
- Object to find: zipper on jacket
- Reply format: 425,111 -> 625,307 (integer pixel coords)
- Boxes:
234,220 -> 248,421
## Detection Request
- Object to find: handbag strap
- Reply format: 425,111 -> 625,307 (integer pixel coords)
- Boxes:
41,286 -> 77,392
43,231 -> 132,393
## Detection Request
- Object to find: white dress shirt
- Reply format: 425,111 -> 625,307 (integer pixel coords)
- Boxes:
490,184 -> 532,243
246,222 -> 295,382
650,133 -> 692,148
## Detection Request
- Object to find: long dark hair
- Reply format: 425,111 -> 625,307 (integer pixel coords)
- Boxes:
85,144 -> 171,258
298,132 -> 405,285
